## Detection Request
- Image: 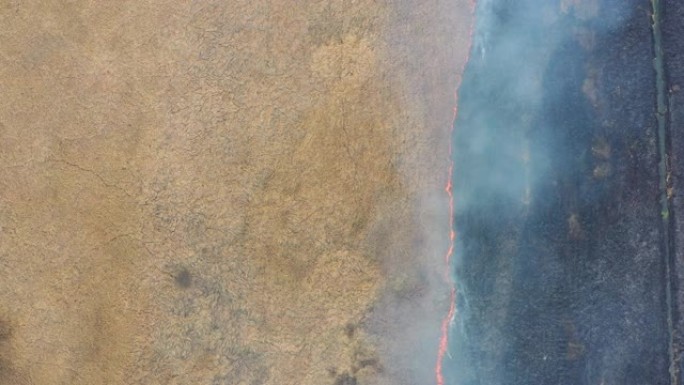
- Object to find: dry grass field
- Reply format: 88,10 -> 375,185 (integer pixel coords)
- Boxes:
0,1 -> 472,384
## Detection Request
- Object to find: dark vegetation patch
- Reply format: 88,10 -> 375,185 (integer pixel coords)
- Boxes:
174,267 -> 192,288
0,318 -> 14,382
333,372 -> 357,385
356,358 -> 380,372
344,323 -> 356,338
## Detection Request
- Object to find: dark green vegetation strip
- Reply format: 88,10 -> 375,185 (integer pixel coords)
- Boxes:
651,0 -> 677,383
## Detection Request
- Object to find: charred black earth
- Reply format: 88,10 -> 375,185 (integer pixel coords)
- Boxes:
447,1 -> 684,384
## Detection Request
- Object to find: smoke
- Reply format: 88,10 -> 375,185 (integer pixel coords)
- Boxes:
446,1 -> 669,385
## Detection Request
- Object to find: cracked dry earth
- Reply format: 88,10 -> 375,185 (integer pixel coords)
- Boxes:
0,1 -> 472,384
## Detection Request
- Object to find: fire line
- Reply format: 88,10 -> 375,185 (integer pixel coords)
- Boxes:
435,2 -> 477,385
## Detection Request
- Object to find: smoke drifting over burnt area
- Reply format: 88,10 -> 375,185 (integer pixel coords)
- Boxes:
448,0 -> 682,384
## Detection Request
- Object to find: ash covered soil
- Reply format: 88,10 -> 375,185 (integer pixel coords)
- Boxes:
0,1 -> 472,385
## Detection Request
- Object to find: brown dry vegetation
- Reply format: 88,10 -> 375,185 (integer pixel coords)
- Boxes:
0,1 -> 472,384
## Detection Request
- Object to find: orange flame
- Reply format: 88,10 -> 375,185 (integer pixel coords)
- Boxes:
435,2 -> 477,385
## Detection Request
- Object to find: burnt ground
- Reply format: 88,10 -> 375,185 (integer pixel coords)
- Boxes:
449,0 -> 683,384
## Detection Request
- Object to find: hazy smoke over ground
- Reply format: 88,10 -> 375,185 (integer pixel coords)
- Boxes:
447,1 -> 672,384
